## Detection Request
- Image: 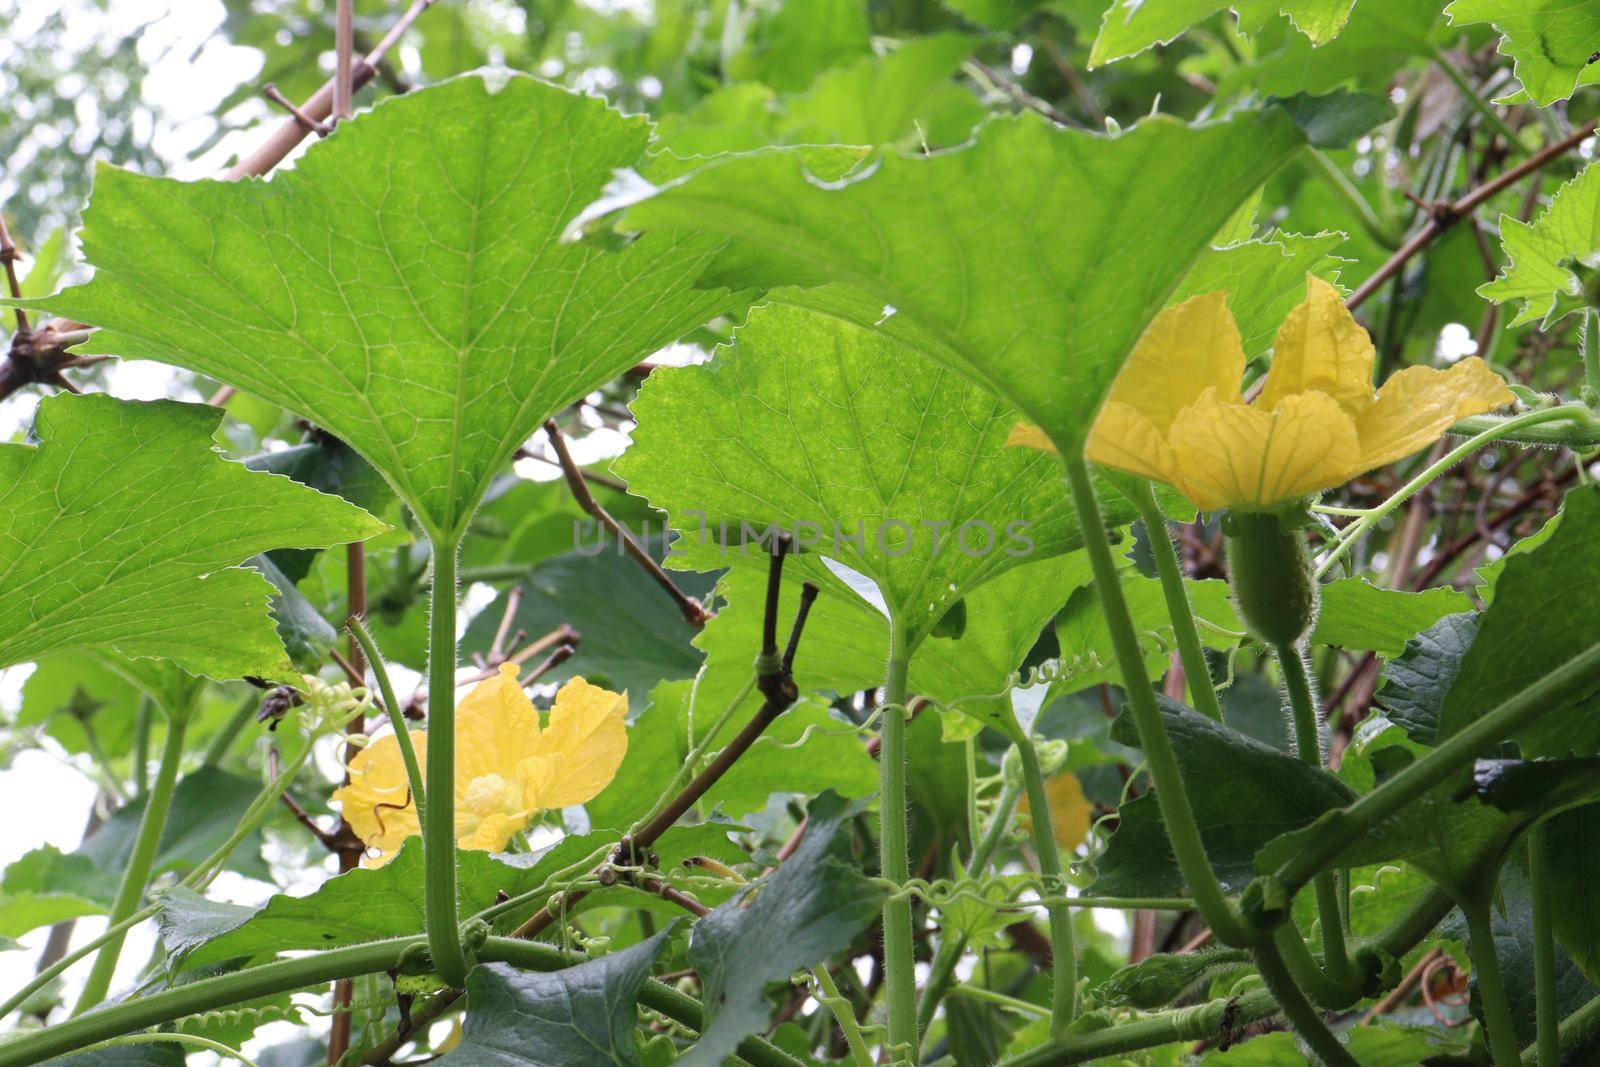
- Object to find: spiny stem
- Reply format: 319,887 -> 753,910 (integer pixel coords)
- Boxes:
1015,735 -> 1076,1031
422,539 -> 470,987
73,709 -> 189,1014
1061,453 -> 1252,946
878,620 -> 919,1062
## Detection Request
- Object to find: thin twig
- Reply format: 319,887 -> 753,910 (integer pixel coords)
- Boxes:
543,419 -> 707,628
1347,117 -> 1600,310
262,84 -> 331,137
0,215 -> 29,336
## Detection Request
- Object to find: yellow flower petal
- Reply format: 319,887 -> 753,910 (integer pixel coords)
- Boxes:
1355,357 -> 1515,472
1086,400 -> 1185,487
334,730 -> 427,867
519,677 -> 629,810
455,663 -> 544,786
1104,290 -> 1246,430
1259,276 -> 1374,418
1019,772 -> 1094,851
459,812 -> 522,853
1168,389 -> 1361,511
1006,421 -> 1057,453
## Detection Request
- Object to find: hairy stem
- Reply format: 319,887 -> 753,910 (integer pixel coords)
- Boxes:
1466,895 -> 1521,1066
1130,481 -> 1224,722
1015,735 -> 1077,1031
813,965 -> 872,1067
348,615 -> 427,824
879,621 -> 919,1062
74,710 -> 189,1014
423,540 -> 470,986
1252,939 -> 1359,1066
1061,453 -> 1251,946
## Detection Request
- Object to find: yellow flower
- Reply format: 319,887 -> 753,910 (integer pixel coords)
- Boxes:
333,663 -> 628,866
1010,276 -> 1514,512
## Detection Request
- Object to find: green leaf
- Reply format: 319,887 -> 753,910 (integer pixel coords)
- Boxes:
79,767 -> 271,884
681,792 -> 884,1067
1439,486 -> 1600,758
1202,1024 -> 1465,1064
1173,230 -> 1349,359
42,74 -> 739,540
1091,0 -> 1357,68
154,888 -> 259,964
1309,579 -> 1471,658
1095,947 -> 1251,1009
0,394 -> 383,680
612,108 -> 1305,450
17,655 -> 144,758
51,1045 -> 186,1067
728,0 -> 871,92
443,927 -> 676,1067
1447,0 -> 1600,106
1541,803 -> 1600,987
619,300 -> 1092,644
1479,161 -> 1600,327
1375,612 -> 1479,746
1093,699 -> 1354,897
1269,90 -> 1397,148
461,540 -> 718,697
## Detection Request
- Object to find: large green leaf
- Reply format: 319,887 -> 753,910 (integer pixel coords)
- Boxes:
618,300 -> 1088,643
0,844 -> 114,938
1091,0 -> 1357,68
0,394 -> 382,681
79,767 -> 271,883
610,108 -> 1305,450
1309,579 -> 1470,659
1479,161 -> 1600,328
443,927 -> 675,1067
1092,700 -> 1354,897
681,792 -> 884,1067
728,0 -> 871,92
1541,803 -> 1600,988
1439,486 -> 1600,758
1447,0 -> 1600,107
1374,613 -> 1479,747
41,73 -> 739,541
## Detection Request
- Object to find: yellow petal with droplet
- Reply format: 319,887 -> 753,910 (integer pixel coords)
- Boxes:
520,677 -> 629,810
1168,390 -> 1361,511
1087,400 -> 1185,488
1260,276 -> 1374,418
1355,358 -> 1514,472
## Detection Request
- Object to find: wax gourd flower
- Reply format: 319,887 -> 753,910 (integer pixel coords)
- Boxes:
333,663 -> 628,866
1010,276 -> 1514,512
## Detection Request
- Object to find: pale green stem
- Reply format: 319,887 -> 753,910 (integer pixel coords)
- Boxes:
1130,480 -> 1224,722
1466,894 -> 1522,1066
946,983 -> 1051,1018
879,620 -> 919,1063
1302,147 -> 1395,248
1530,823 -> 1560,1067
1015,735 -> 1076,1031
1061,453 -> 1252,947
423,539 -> 471,986
1252,938 -> 1360,1067
1429,44 -> 1527,153
1315,408 -> 1594,579
348,615 -> 427,824
1277,644 -> 1354,992
74,709 -> 189,1014
812,965 -> 872,1067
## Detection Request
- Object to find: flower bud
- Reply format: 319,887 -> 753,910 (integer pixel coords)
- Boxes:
1223,510 -> 1318,648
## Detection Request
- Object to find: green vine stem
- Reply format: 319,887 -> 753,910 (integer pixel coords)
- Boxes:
996,989 -> 1279,1066
1465,894 -> 1522,1066
1061,452 -> 1253,947
917,776 -> 1023,1038
811,965 -> 872,1067
1263,642 -> 1600,908
1129,480 -> 1225,722
879,622 -> 919,1062
73,706 -> 190,1014
1529,824 -> 1560,1067
1252,938 -> 1360,1067
423,539 -> 471,987
348,615 -> 427,823
1302,147 -> 1396,249
1427,44 -> 1527,153
1277,644 -> 1355,991
1015,734 -> 1077,1031
0,936 -> 804,1067
1315,407 -> 1600,578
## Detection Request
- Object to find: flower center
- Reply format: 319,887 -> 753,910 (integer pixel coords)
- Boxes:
463,773 -> 524,819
